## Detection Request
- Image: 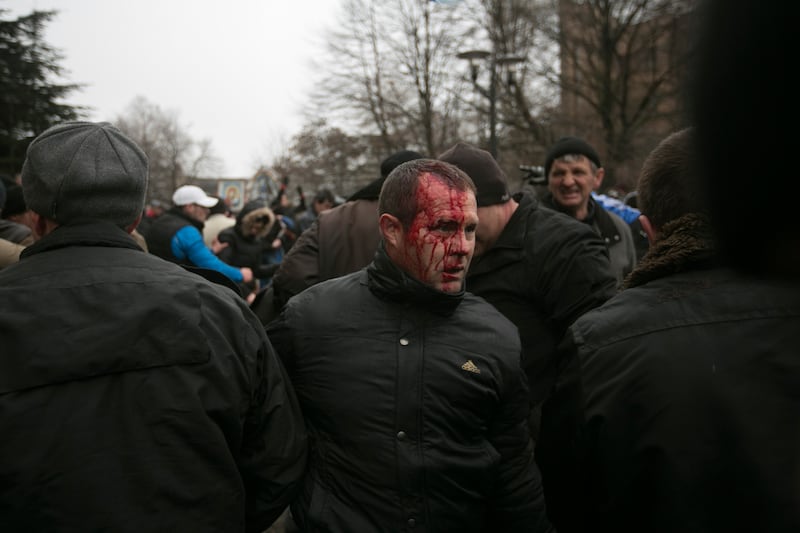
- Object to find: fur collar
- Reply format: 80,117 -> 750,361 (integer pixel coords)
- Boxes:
622,213 -> 717,289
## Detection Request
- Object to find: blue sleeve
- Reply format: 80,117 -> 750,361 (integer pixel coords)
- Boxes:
592,193 -> 641,224
172,225 -> 244,282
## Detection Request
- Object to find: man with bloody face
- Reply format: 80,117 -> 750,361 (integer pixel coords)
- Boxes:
267,159 -> 552,532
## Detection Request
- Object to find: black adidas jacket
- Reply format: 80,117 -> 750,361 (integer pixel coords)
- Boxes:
267,244 -> 552,533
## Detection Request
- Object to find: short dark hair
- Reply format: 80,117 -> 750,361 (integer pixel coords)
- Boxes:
379,159 -> 476,230
637,127 -> 705,229
314,188 -> 336,204
208,197 -> 228,216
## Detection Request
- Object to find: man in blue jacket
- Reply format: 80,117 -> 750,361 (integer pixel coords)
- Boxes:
146,184 -> 253,286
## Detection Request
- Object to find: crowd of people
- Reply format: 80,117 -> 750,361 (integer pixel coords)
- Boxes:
0,1 -> 797,531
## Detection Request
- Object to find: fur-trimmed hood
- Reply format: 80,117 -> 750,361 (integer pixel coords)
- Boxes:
237,205 -> 276,240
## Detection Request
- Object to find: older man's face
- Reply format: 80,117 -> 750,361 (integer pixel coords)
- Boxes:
548,155 -> 602,220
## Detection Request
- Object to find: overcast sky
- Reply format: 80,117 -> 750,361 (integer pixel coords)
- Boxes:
5,0 -> 343,177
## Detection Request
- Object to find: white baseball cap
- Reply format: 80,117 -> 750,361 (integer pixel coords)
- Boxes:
172,185 -> 219,207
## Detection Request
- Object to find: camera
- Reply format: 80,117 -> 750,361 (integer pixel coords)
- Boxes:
519,165 -> 546,185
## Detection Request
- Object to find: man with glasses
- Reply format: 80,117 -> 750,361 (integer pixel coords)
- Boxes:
147,184 -> 253,286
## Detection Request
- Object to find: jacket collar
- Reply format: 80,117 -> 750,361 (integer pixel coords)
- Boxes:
467,192 -> 532,275
165,206 -> 205,231
366,243 -> 464,316
542,193 -> 620,241
586,198 -> 623,242
622,213 -> 718,289
492,192 -> 534,249
20,220 -> 143,259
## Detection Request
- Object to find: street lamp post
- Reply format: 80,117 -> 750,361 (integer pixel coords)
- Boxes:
457,50 -> 525,158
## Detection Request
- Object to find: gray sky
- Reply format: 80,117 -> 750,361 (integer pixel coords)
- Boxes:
4,0 -> 342,177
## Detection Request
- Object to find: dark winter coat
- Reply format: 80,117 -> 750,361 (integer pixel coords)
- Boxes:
553,214 -> 800,532
269,197 -> 382,315
144,207 -> 199,263
267,244 -> 553,533
145,207 -> 245,283
0,221 -> 308,532
541,193 -> 637,286
466,193 -> 617,431
217,203 -> 278,281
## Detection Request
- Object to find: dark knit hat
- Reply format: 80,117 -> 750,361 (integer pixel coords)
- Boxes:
437,142 -> 510,207
21,121 -> 148,227
544,136 -> 602,178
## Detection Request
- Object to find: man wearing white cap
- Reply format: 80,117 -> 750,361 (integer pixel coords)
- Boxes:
146,184 -> 253,286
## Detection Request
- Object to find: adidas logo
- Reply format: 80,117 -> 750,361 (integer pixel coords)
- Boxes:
461,360 -> 481,374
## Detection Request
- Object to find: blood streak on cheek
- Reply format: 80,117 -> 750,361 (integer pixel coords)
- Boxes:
405,179 -> 438,282
406,175 -> 471,282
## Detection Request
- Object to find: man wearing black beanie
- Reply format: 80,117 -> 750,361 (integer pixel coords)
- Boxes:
541,136 -> 637,286
438,141 -> 617,529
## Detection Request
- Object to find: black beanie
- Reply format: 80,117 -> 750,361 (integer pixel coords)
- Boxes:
544,136 -> 602,178
437,142 -> 510,207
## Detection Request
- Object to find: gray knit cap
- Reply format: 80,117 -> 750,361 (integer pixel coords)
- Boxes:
21,121 -> 149,227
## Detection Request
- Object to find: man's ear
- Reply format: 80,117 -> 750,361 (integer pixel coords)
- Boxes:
125,213 -> 143,234
639,214 -> 658,243
379,213 -> 403,249
593,167 -> 605,191
31,211 -> 55,240
33,212 -> 46,237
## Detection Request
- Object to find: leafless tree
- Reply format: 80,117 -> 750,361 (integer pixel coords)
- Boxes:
539,0 -> 695,189
450,0 -> 561,185
308,0 -> 467,157
271,119 -> 378,201
115,96 -> 222,204
283,0 -> 693,194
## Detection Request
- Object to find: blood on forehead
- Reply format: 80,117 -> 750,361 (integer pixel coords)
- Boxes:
394,173 -> 477,285
412,173 -> 472,223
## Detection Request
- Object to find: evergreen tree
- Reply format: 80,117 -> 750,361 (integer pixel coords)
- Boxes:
0,9 -> 83,174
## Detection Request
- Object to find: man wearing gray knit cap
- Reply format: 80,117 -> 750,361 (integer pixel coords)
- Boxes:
0,121 -> 307,532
